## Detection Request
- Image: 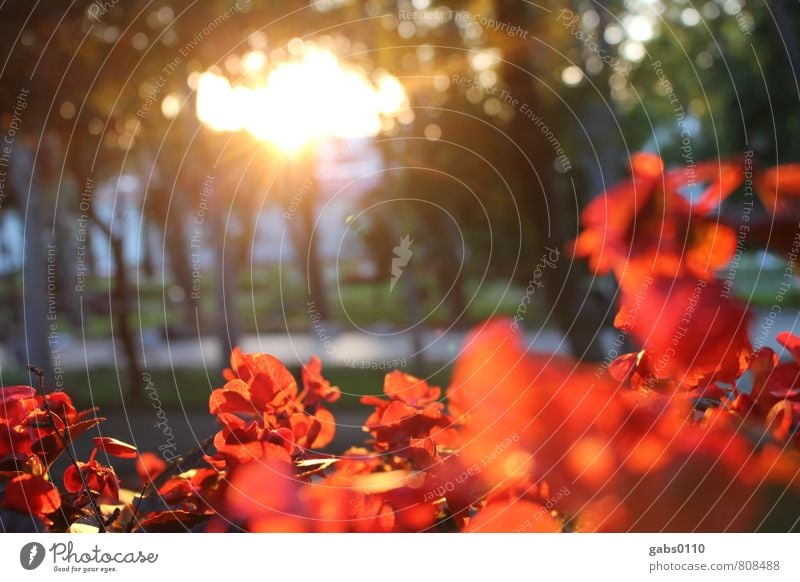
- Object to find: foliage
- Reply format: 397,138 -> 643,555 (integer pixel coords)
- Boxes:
3,152 -> 800,532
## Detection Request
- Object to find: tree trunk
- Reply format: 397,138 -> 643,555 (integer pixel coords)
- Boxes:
421,208 -> 467,324
212,176 -> 241,366
288,153 -> 329,320
163,193 -> 197,330
110,234 -> 144,405
86,207 -> 143,404
496,1 -> 607,360
15,146 -> 53,383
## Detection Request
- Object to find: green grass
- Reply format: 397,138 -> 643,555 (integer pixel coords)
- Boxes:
0,364 -> 453,411
0,367 -> 213,408
729,254 -> 800,307
22,274 -> 534,338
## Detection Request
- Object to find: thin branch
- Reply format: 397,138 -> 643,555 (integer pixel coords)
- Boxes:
124,480 -> 150,533
124,434 -> 215,533
29,365 -> 107,533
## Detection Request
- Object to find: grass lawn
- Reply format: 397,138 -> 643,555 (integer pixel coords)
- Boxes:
27,273 -> 530,337
0,364 -> 453,411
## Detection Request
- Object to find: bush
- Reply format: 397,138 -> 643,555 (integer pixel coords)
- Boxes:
2,153 -> 800,532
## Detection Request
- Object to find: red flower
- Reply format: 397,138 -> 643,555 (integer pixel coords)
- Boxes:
1,474 -> 61,518
209,351 -> 338,466
362,371 -> 447,459
222,348 -> 298,406
615,276 -> 751,388
299,356 -> 341,408
222,458 -> 307,532
63,460 -> 120,503
212,415 -> 294,465
154,467 -> 221,515
574,153 -> 742,289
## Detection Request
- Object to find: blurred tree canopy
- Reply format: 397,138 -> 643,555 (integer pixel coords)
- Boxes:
0,0 -> 798,395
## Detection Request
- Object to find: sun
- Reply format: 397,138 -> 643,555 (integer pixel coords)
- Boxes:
196,46 -> 408,153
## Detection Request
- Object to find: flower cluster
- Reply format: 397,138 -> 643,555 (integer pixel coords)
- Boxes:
207,350 -> 340,467
0,384 -> 132,531
2,153 -> 800,532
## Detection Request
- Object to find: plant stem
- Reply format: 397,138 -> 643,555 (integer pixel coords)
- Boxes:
29,365 -> 107,533
124,434 -> 215,532
125,481 -> 149,533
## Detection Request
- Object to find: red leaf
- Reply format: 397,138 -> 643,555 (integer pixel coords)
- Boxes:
756,163 -> 800,212
0,385 -> 36,405
135,452 -> 167,484
300,356 -> 341,406
776,331 -> 800,361
667,157 -> 743,214
208,379 -> 252,416
384,371 -> 441,406
310,407 -> 336,449
32,416 -> 105,463
630,152 -> 664,179
137,509 -> 208,532
408,437 -> 439,469
608,353 -> 638,382
248,356 -> 298,410
63,460 -> 120,502
63,464 -> 84,493
467,499 -> 562,532
93,436 -> 137,459
1,474 -> 61,517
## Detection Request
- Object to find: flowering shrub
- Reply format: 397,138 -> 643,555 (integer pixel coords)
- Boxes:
2,153 -> 800,532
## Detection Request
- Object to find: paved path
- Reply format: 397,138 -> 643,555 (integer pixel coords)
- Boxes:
0,326 -> 571,371
1,310 -> 797,373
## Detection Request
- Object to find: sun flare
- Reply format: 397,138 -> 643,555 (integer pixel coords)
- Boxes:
196,47 -> 408,152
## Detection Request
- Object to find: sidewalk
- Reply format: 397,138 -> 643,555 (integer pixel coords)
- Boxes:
2,310 -> 796,372
0,326 -> 570,372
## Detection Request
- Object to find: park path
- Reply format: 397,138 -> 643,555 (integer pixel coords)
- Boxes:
2,310 -> 798,372
0,326 -> 571,371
